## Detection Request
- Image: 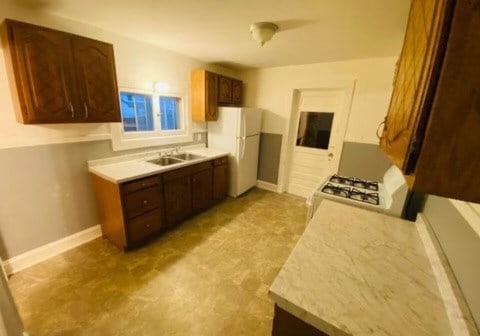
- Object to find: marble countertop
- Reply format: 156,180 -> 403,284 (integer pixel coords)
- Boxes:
88,147 -> 229,183
270,200 -> 477,336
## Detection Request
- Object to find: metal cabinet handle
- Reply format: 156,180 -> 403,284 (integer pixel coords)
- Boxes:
376,118 -> 386,140
70,102 -> 74,118
84,103 -> 89,119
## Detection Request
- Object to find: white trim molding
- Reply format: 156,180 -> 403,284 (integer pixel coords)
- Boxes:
2,225 -> 102,275
256,180 -> 281,193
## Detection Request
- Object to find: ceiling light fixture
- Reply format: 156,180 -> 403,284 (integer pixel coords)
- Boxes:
249,22 -> 278,47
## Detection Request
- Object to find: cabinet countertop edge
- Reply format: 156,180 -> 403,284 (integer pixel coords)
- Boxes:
88,148 -> 230,184
269,200 -> 478,336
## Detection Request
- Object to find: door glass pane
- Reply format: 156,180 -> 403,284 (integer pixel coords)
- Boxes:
119,92 -> 153,132
296,112 -> 334,149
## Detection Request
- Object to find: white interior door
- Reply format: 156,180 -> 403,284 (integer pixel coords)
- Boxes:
287,89 -> 348,197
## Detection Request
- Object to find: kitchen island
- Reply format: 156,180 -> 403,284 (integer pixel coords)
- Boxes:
270,200 -> 478,336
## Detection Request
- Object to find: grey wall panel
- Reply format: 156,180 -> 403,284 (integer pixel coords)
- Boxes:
258,133 -> 282,184
0,262 -> 23,336
0,136 -> 205,259
338,142 -> 391,181
423,196 -> 480,328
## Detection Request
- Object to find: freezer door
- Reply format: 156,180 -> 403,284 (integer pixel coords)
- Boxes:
231,134 -> 260,197
207,107 -> 239,153
238,108 -> 262,137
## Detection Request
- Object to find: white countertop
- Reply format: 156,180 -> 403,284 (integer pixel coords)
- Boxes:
270,200 -> 478,336
88,147 -> 229,183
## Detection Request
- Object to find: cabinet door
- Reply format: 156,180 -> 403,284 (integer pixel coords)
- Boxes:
380,0 -> 450,171
232,79 -> 242,106
72,36 -> 121,122
205,71 -> 218,121
213,163 -> 229,202
217,75 -> 232,105
192,168 -> 213,212
126,209 -> 164,248
5,21 -> 76,123
163,175 -> 192,226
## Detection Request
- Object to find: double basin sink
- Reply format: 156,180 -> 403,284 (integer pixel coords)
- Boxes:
147,152 -> 205,167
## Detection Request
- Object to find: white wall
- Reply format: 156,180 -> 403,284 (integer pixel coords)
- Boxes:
0,2 -> 239,150
242,57 -> 397,190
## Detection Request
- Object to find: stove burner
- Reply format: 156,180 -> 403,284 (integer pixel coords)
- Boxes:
364,181 -> 379,191
321,183 -> 350,198
329,175 -> 378,191
330,174 -> 354,186
350,188 -> 379,205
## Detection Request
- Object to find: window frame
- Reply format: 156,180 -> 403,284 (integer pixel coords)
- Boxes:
119,89 -> 155,136
111,87 -> 192,151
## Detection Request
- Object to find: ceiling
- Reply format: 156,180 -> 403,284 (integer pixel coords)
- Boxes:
13,0 -> 411,69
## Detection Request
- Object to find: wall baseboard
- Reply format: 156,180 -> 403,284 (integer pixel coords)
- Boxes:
256,180 -> 280,193
2,225 -> 102,275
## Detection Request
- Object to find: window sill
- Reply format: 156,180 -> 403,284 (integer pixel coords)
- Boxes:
110,124 -> 193,151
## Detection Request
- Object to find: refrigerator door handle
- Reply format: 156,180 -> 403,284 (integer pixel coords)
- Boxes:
241,111 -> 246,138
240,136 -> 246,159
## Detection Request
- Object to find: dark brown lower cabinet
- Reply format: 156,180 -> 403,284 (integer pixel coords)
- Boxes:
127,209 -> 164,247
163,171 -> 193,227
91,174 -> 165,250
272,305 -> 328,336
92,156 -> 230,251
213,156 -> 229,201
192,168 -> 213,213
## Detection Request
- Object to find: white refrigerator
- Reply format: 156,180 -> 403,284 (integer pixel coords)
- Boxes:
208,107 -> 262,197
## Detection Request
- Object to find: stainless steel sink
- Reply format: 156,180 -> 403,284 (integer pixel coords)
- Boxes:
147,157 -> 184,166
171,153 -> 205,161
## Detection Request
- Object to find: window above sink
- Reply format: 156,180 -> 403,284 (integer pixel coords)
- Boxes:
111,88 -> 192,151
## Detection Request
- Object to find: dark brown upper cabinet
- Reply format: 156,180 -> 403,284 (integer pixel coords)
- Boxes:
217,75 -> 232,104
232,79 -> 242,105
191,70 -> 218,122
380,0 -> 480,203
1,19 -> 121,124
191,69 -> 243,121
72,36 -> 120,122
218,75 -> 243,106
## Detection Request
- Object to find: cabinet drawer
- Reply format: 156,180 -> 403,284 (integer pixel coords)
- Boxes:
122,175 -> 159,194
124,187 -> 161,219
214,156 -> 229,166
126,209 -> 163,246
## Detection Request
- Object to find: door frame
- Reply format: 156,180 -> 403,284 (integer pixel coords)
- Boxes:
282,80 -> 356,194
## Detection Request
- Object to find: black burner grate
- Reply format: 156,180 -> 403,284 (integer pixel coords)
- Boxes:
329,175 -> 378,191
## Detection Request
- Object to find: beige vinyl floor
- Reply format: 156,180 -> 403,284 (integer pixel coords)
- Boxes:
8,188 -> 307,336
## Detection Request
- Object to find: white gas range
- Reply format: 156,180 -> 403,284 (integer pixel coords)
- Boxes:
306,165 -> 408,223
